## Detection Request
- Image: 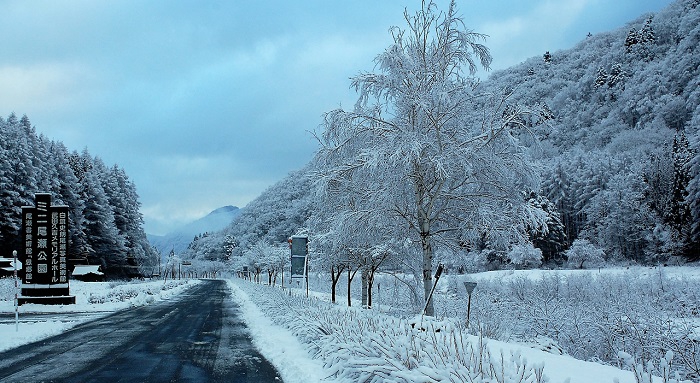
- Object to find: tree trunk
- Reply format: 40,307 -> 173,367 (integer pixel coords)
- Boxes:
415,161 -> 436,316
348,267 -> 352,307
361,267 -> 369,308
331,272 -> 337,303
422,234 -> 434,316
346,264 -> 359,307
330,264 -> 343,304
367,268 -> 375,308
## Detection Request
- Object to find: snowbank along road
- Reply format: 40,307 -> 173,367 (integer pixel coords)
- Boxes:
0,279 -> 281,382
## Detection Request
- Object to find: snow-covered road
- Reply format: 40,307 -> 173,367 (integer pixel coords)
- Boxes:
0,280 -> 281,382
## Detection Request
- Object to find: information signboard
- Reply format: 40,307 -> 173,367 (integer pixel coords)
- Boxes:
289,236 -> 308,294
19,193 -> 74,304
290,256 -> 306,277
290,236 -> 308,257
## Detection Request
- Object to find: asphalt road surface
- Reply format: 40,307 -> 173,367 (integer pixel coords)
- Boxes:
0,279 -> 282,382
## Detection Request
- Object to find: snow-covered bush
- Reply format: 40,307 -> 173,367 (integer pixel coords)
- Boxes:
246,264 -> 700,380
565,239 -> 605,268
433,267 -> 700,380
507,244 -> 543,269
234,280 -> 550,383
87,279 -> 193,306
617,351 -> 693,383
0,277 -> 17,301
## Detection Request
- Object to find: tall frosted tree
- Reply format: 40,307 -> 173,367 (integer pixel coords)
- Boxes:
108,165 -> 157,275
315,0 -> 545,316
0,113 -> 38,254
687,131 -> 700,258
669,131 -> 695,258
73,151 -> 128,273
48,142 -> 88,258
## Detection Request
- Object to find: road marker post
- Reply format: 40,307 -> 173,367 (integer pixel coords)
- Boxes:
13,250 -> 19,332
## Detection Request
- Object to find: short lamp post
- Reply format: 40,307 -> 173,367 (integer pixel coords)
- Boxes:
464,281 -> 477,329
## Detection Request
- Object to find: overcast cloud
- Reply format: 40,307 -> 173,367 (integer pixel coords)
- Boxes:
0,0 -> 672,235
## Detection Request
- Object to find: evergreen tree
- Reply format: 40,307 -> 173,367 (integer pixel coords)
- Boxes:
624,29 -> 639,52
109,165 -> 157,276
594,66 -> 608,88
0,113 -> 37,254
639,16 -> 656,45
687,131 -> 700,258
608,63 -> 625,88
526,192 -> 567,264
668,132 -> 694,258
49,142 -> 89,261
76,152 -> 128,274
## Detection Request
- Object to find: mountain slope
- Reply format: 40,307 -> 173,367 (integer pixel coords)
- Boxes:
473,0 -> 700,261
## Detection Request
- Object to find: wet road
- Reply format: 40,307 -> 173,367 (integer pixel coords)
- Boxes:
0,279 -> 282,382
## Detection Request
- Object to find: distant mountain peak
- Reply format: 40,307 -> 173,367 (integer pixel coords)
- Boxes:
147,205 -> 240,255
209,205 -> 239,215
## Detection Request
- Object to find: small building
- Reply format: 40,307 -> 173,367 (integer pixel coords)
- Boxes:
72,265 -> 105,282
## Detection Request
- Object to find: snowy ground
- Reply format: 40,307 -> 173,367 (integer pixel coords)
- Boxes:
2,268 -> 697,382
231,277 -> 670,383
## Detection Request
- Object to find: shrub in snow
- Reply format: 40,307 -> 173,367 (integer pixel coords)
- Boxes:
433,267 -> 700,379
565,239 -> 605,269
235,281 -> 551,383
87,279 -> 193,305
527,336 -> 564,355
0,277 -> 17,301
617,351 -> 693,383
507,244 -> 543,269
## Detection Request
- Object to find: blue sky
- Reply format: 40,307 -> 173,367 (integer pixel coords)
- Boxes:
0,0 -> 673,235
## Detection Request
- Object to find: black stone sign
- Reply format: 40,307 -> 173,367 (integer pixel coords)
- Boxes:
19,193 -> 75,305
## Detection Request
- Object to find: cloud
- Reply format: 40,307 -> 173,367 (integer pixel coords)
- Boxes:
0,62 -> 99,113
477,0 -> 590,69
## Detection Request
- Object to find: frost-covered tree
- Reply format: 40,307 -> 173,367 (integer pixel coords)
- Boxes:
0,114 -> 37,254
107,165 -> 158,275
687,131 -> 700,257
507,243 -> 543,269
315,0 -> 546,316
76,154 -> 128,274
526,192 -> 567,264
566,239 -> 605,269
594,66 -> 608,88
584,164 -> 657,262
668,131 -> 696,259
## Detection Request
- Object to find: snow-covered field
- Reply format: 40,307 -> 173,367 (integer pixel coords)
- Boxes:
2,267 -> 698,383
238,266 -> 700,383
231,277 -> 666,383
0,278 -> 199,352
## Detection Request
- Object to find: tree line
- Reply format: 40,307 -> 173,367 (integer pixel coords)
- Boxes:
0,113 -> 157,277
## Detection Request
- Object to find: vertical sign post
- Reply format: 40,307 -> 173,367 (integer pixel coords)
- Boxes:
19,193 -> 75,305
464,281 -> 477,329
13,250 -> 18,332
